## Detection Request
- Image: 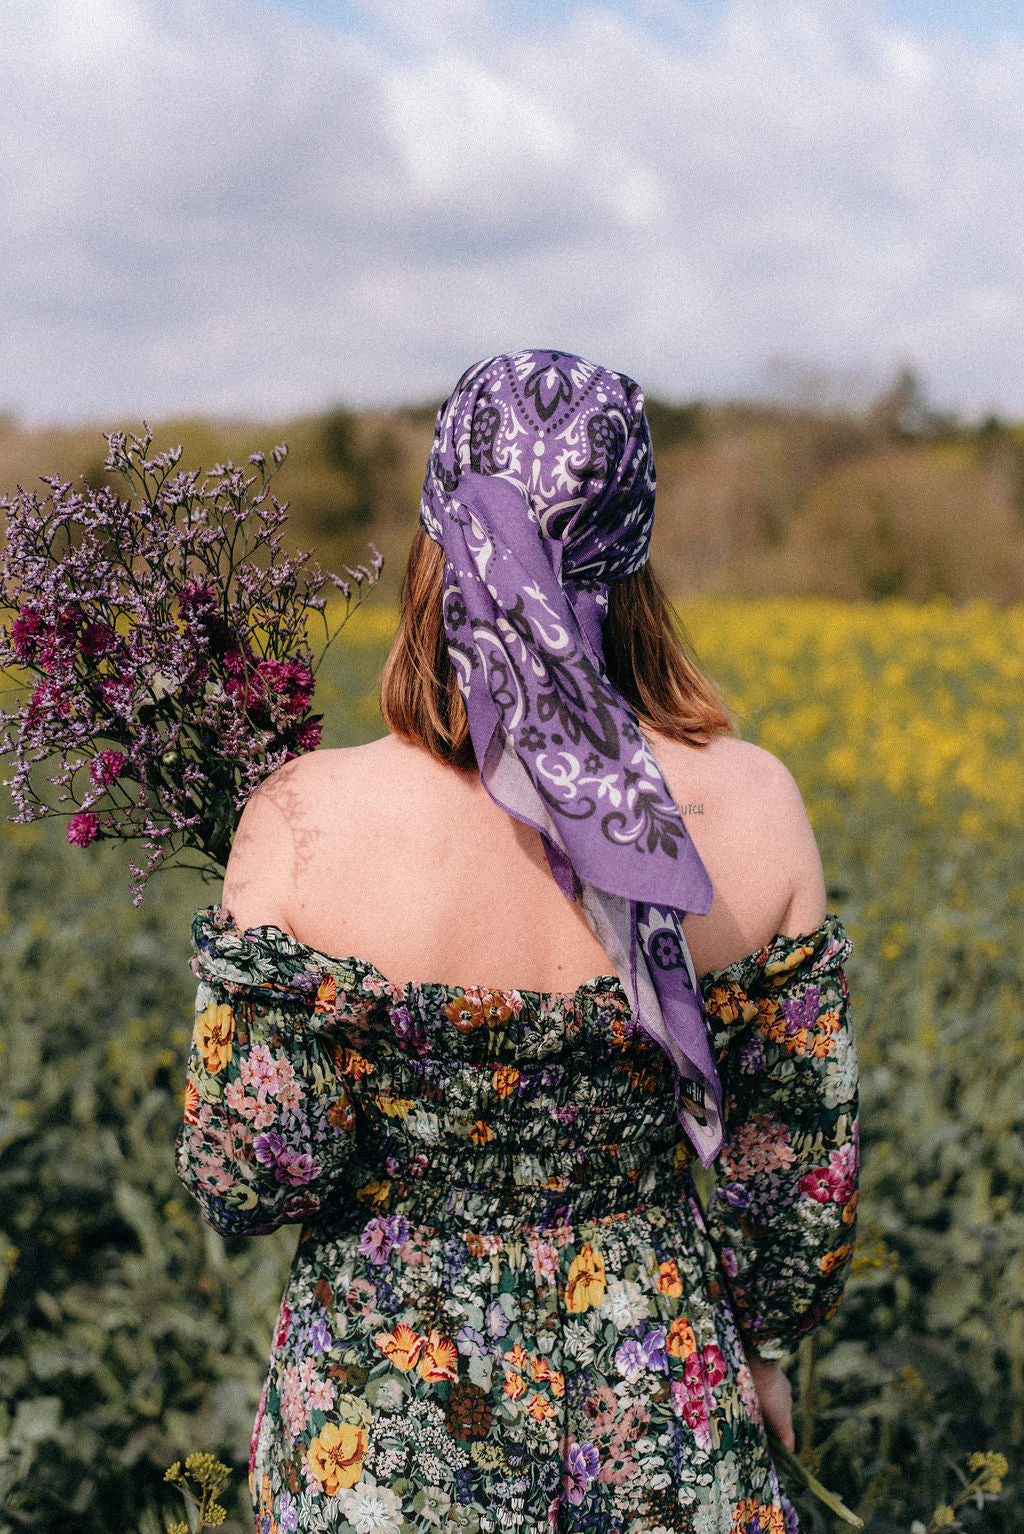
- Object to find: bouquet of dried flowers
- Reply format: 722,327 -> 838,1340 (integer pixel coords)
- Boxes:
0,426 -> 382,901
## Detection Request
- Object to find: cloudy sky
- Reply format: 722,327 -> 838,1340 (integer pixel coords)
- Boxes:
4,0 -> 1021,424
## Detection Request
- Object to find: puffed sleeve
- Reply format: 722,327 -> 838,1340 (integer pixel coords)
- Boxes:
700,916 -> 859,1362
175,907 -> 366,1237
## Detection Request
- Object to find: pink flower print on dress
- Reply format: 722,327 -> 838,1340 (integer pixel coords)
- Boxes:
281,1361 -> 312,1438
276,1075 -> 302,1111
240,1044 -> 280,1098
528,1236 -> 558,1284
800,1165 -> 845,1204
672,1375 -> 712,1452
250,1099 -> 277,1131
306,1373 -> 335,1415
828,1139 -> 858,1202
699,1341 -> 727,1387
361,972 -> 395,999
224,1079 -> 257,1119
725,1115 -> 797,1180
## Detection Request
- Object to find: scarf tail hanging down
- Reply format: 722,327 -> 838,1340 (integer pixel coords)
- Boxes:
420,352 -> 725,1166
482,712 -> 723,1166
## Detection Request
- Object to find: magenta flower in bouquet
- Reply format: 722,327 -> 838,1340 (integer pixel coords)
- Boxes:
0,426 -> 382,900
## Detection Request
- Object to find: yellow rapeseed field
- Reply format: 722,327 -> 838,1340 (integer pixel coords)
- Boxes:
677,596 -> 1024,831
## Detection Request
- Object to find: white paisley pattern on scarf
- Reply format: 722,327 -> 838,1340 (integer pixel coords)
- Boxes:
419,349 -> 723,1162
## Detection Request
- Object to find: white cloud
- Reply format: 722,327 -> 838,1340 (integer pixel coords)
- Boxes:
1,0 -> 1022,422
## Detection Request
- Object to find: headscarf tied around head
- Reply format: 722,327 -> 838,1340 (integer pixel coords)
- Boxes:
420,349 -> 723,1166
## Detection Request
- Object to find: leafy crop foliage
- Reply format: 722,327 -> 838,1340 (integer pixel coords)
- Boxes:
1,597 -> 1021,1531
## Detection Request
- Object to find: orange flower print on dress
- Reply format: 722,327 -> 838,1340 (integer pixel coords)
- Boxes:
334,1047 -> 375,1082
755,997 -> 786,1044
526,1392 -> 556,1422
657,1258 -> 683,1296
183,1080 -> 200,1123
445,992 -> 486,1033
194,1001 -> 234,1073
417,1330 -> 458,1382
375,1322 -> 425,1371
326,1093 -> 356,1131
305,1421 -> 367,1494
705,982 -> 759,1027
503,1370 -> 527,1401
469,1119 -> 494,1145
492,1065 -> 520,1097
503,1342 -> 529,1372
479,991 -> 514,1028
314,975 -> 336,1015
566,1242 -> 606,1312
820,1243 -> 852,1274
731,1497 -> 785,1534
667,1317 -> 697,1359
818,1006 -> 841,1034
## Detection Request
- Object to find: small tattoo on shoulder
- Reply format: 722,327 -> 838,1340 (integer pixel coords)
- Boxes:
679,802 -> 704,815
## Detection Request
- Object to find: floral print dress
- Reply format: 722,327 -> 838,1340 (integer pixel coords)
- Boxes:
177,906 -> 858,1534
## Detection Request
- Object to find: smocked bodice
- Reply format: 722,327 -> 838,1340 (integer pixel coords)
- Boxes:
177,906 -> 858,1533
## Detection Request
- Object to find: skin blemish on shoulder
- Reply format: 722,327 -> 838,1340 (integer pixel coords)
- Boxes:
226,757 -> 321,915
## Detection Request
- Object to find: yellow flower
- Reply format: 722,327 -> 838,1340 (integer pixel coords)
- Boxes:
967,1450 -> 1008,1493
374,1094 -> 415,1118
193,1002 -> 233,1074
305,1421 -> 367,1494
565,1242 -> 606,1313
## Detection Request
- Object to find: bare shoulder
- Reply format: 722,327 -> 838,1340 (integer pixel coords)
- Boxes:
220,744 -> 380,931
650,730 -> 828,937
701,733 -> 817,827
650,728 -> 805,805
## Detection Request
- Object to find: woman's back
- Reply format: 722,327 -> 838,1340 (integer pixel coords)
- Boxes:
177,348 -> 857,1533
180,730 -> 855,1533
222,727 -> 827,990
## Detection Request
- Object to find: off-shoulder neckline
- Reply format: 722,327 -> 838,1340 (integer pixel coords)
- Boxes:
193,906 -> 845,1002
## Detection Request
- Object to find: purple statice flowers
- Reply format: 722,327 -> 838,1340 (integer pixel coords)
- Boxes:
0,426 -> 382,900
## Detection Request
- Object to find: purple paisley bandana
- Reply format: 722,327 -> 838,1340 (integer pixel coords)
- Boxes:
420,350 -> 723,1165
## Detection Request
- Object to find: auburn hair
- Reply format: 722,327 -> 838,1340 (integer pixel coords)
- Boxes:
378,524 -> 736,769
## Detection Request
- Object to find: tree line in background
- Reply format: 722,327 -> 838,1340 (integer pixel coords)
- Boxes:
2,368 -> 1023,607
